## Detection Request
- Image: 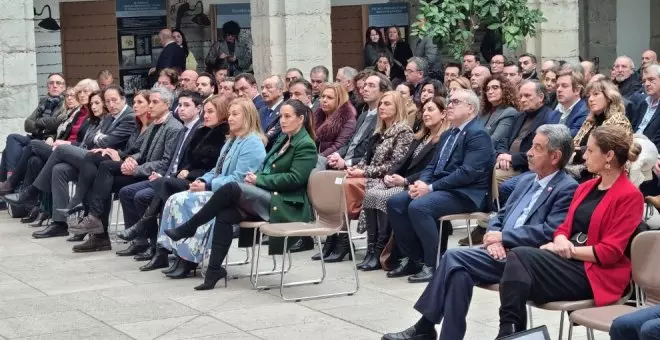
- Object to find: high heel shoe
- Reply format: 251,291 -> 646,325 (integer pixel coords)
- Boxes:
140,247 -> 169,271
324,234 -> 353,263
165,259 -> 198,279
162,257 -> 182,274
29,212 -> 50,227
56,203 -> 84,217
194,267 -> 227,291
164,224 -> 197,241
117,219 -> 148,241
21,206 -> 41,224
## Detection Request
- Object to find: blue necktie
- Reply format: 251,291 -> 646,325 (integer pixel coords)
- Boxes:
504,181 -> 541,230
435,128 -> 460,170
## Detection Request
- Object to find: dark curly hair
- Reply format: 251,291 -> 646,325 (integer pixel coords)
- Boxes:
480,74 -> 517,114
222,20 -> 240,37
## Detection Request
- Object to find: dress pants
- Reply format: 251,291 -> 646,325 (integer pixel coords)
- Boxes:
151,177 -> 190,201
118,180 -> 154,246
414,248 -> 506,340
70,152 -> 109,210
32,144 -> 87,193
640,172 -> 660,197
387,189 -> 477,267
0,134 -> 32,180
50,163 -> 78,223
87,159 -> 142,221
610,305 -> 660,340
8,139 -> 53,188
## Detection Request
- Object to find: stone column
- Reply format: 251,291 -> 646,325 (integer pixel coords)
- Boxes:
0,0 -> 38,149
524,0 -> 580,64
251,0 -> 332,82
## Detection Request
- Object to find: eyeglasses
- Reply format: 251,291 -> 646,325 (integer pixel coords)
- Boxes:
448,98 -> 467,106
48,80 -> 64,86
64,94 -> 76,98
404,69 -> 419,74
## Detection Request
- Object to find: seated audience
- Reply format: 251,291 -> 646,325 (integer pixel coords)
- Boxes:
448,76 -> 471,94
310,65 -> 330,110
470,65 -> 491,96
288,79 -> 314,108
502,61 -> 524,87
405,57 -> 428,105
547,70 -> 588,136
196,72 -> 217,99
495,125 -> 643,338
375,53 -> 393,81
161,99 -> 317,290
179,70 -> 199,92
636,64 -> 660,202
157,68 -> 178,93
613,56 -> 643,100
314,83 -> 357,160
383,124 -> 578,340
218,77 -> 235,98
336,67 -> 360,109
541,66 -> 560,108
96,69 -> 114,89
387,89 -> 495,283
258,75 -> 285,150
234,73 -> 265,110
358,95 -> 449,271
443,63 -> 462,88
213,65 -> 228,86
395,82 -> 420,128
479,75 -> 519,147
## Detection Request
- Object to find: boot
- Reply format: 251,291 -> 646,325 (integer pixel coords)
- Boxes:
166,259 -> 198,279
140,247 -> 169,271
162,256 -> 182,274
30,211 -> 50,227
498,280 -> 530,336
134,243 -> 155,261
495,324 -> 516,339
194,243 -> 229,291
20,206 -> 40,224
357,210 -> 378,270
324,233 -> 352,263
164,223 -> 197,241
361,210 -> 389,271
311,235 -> 336,261
117,199 -> 161,241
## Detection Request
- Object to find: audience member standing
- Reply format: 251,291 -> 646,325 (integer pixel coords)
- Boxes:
386,26 -> 413,85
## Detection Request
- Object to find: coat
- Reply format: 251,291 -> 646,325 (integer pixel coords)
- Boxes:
155,42 -> 186,73
388,136 -> 439,183
553,173 -> 643,306
336,108 -> 378,166
96,105 -> 137,150
25,96 -> 66,139
358,121 -> 414,178
131,113 -> 183,177
479,105 -> 519,147
204,32 -> 253,75
314,102 -> 357,157
629,97 -> 660,150
178,122 -> 230,180
616,73 -> 643,100
364,43 -> 387,68
388,40 -> 413,81
414,37 -> 442,74
547,98 -> 589,137
497,105 -> 554,172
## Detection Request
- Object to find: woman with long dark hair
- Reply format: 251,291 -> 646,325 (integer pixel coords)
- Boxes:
172,29 -> 197,71
364,26 -> 387,68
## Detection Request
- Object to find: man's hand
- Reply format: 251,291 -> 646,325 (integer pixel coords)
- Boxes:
177,169 -> 190,179
385,174 -> 406,187
483,231 -> 503,246
496,154 -> 512,170
45,137 -> 54,146
409,180 -> 430,199
101,148 -> 121,161
189,180 -> 206,192
148,172 -> 162,181
486,242 -> 507,260
121,157 -> 138,176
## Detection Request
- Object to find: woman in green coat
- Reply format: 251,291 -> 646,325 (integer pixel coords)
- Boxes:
164,99 -> 318,290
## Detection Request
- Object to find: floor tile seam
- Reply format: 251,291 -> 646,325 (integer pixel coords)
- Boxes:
76,309 -> 139,340
0,268 -> 50,297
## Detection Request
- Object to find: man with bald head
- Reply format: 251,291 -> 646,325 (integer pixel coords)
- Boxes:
150,28 -> 186,76
613,55 -> 643,99
258,75 -> 285,150
470,65 -> 490,95
178,70 -> 198,92
580,60 -> 595,83
641,50 -> 658,73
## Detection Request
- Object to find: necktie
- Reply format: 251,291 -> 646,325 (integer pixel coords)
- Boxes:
435,128 -> 460,170
504,181 -> 541,230
170,127 -> 188,176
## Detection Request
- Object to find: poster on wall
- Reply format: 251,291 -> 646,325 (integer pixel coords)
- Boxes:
214,3 -> 251,41
116,0 -> 168,93
368,3 -> 410,41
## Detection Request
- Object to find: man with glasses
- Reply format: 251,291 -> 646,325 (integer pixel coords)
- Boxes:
490,54 -> 505,75
234,73 -> 265,110
310,65 -> 329,111
405,57 -> 428,105
387,89 -> 495,283
0,73 -> 67,182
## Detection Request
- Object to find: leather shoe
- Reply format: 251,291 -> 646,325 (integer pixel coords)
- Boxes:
32,223 -> 69,239
117,219 -> 148,242
140,248 -> 169,271
386,258 -> 419,278
166,259 -> 198,279
56,203 -> 84,217
162,257 -> 182,274
289,237 -> 315,253
20,206 -> 40,224
4,189 -> 38,206
311,235 -> 336,261
134,246 -> 155,261
381,325 -> 437,340
116,243 -> 149,256
458,226 -> 486,246
407,265 -> 434,283
72,234 -> 111,253
66,234 -> 86,242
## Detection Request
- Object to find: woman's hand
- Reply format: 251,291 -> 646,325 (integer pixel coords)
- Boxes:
177,169 -> 190,179
101,148 -> 121,161
189,180 -> 206,192
388,174 -> 405,187
346,167 -> 365,178
244,171 -> 257,185
540,242 -> 556,252
553,235 -> 575,259
385,63 -> 391,77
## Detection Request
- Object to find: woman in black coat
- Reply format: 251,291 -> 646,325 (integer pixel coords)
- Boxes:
386,26 -> 413,85
364,26 -> 388,68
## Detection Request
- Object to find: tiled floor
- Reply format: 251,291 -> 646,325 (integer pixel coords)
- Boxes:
0,209 -> 633,339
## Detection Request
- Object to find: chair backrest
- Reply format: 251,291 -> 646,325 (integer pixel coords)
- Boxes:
631,230 -> 660,305
307,170 -> 348,231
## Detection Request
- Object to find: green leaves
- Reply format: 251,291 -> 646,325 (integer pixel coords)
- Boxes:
411,0 -> 546,60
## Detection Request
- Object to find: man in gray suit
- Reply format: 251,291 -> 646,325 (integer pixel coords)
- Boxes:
382,124 -> 578,340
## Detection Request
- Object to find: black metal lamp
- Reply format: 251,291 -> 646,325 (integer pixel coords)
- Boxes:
34,5 -> 60,31
175,1 -> 210,29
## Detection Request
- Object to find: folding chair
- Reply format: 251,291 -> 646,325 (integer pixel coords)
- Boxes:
253,170 -> 360,301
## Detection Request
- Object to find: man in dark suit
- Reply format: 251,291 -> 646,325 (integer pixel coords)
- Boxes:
635,64 -> 660,198
313,73 -> 392,262
234,73 -> 266,111
150,29 -> 186,76
382,124 -> 578,340
115,91 -> 203,258
257,75 -> 285,151
387,88 -> 496,283
547,70 -> 588,137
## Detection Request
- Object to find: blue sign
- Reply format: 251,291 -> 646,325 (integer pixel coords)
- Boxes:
215,3 -> 251,29
368,3 -> 409,28
116,0 -> 167,18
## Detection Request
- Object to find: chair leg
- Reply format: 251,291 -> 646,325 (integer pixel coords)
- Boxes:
249,231 -> 294,289
588,328 -> 595,340
528,305 -> 534,328
558,310 -> 565,340
567,320 -> 573,340
436,220 -> 444,269
466,218 -> 473,247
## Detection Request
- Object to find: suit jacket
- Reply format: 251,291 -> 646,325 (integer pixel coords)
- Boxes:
260,100 -> 285,151
547,99 -> 588,137
554,173 -> 643,306
388,137 -> 439,183
178,122 -> 230,179
25,96 -> 66,139
132,113 -> 183,177
155,42 -> 186,73
336,109 -> 378,166
629,97 -> 660,150
164,119 -> 203,177
479,106 -> 519,147
314,102 -> 357,157
96,105 -> 136,150
199,132 -> 266,192
496,105 -> 553,171
420,118 -> 496,209
253,95 -> 266,111
487,171 -> 578,248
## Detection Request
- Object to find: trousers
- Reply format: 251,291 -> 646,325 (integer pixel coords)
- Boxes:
610,305 -> 660,340
0,134 -> 32,180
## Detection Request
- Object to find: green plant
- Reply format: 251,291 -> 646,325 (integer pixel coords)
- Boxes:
411,0 -> 546,60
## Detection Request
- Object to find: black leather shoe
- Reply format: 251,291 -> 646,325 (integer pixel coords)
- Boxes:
117,219 -> 148,242
56,203 -> 84,217
289,237 -> 315,253
116,243 -> 149,257
387,258 -> 419,278
134,246 -> 155,261
382,325 -> 437,340
72,235 -> 111,253
324,234 -> 352,263
162,257 -> 182,274
29,212 -> 50,227
66,233 -> 86,242
360,250 -> 382,271
20,206 -> 40,224
408,265 -> 434,283
140,248 -> 169,271
311,235 -> 336,261
166,259 -> 198,279
32,223 -> 69,239
194,267 -> 227,290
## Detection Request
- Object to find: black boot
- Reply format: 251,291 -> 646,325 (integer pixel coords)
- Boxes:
289,237 -> 315,253
162,256 -> 182,274
498,280 -> 530,336
140,247 -> 169,271
20,206 -> 40,224
134,243 -> 155,261
164,223 -> 197,241
194,244 -> 229,291
30,211 -> 50,227
324,233 -> 352,263
361,210 -> 389,271
117,199 -> 161,241
357,210 -> 378,270
166,259 -> 198,279
311,234 -> 336,261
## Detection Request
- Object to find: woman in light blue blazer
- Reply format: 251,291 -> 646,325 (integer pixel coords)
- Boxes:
153,97 -> 267,277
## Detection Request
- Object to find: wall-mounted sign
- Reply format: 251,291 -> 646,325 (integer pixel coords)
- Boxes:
117,0 -> 167,18
215,3 -> 251,29
368,3 -> 409,28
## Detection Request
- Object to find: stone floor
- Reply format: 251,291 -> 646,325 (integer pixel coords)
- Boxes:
0,206 -> 640,340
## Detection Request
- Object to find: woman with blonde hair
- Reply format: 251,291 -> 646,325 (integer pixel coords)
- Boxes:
326,90 -> 415,262
357,95 -> 450,270
150,96 -> 267,275
568,79 -> 632,181
314,82 -> 357,157
448,77 -> 471,94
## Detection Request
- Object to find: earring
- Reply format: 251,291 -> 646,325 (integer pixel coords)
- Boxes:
605,162 -> 611,170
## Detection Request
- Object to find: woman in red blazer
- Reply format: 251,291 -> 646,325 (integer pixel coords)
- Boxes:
496,125 -> 644,338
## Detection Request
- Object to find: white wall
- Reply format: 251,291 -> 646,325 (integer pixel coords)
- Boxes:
616,0 -> 650,60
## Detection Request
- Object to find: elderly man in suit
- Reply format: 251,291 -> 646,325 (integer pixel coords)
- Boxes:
258,75 -> 285,151
382,124 -> 578,340
312,72 -> 392,262
387,88 -> 496,283
634,64 -> 660,202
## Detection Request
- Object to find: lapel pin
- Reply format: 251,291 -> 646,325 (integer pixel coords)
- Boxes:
547,186 -> 553,192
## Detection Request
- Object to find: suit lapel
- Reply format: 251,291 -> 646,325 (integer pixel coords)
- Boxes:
407,140 -> 436,170
524,172 -> 562,224
643,103 -> 660,134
